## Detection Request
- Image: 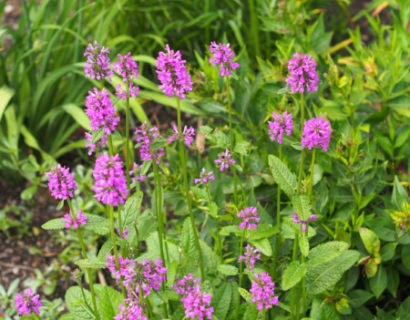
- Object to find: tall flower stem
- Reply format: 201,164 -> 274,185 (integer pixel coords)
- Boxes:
107,135 -> 114,156
66,199 -> 99,319
176,97 -> 205,279
297,94 -> 306,194
308,149 -> 316,198
207,183 -> 222,257
272,144 -> 282,279
153,162 -> 166,265
290,230 -> 300,320
125,81 -> 131,189
238,228 -> 246,287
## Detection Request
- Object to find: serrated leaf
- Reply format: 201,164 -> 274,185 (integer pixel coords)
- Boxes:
42,218 -> 65,230
281,261 -> 307,290
249,238 -> 272,257
167,261 -> 178,287
99,286 -> 122,320
308,241 -> 348,265
306,250 -> 360,295
182,218 -> 198,261
217,264 -> 238,276
292,195 -> 311,221
359,228 -> 380,255
121,191 -> 143,227
299,235 -> 310,257
75,258 -> 106,269
213,283 -> 232,320
65,286 -> 96,320
238,288 -> 252,303
268,155 -> 297,197
84,214 -> 110,235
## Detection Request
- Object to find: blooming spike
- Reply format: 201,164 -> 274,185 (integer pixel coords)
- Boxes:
45,164 -> 77,200
209,42 -> 240,77
15,288 -> 42,316
285,53 -> 318,93
301,117 -> 332,152
268,111 -> 294,144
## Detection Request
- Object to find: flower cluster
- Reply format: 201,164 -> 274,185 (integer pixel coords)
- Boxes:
45,165 -> 77,200
174,274 -> 214,320
194,168 -> 215,185
114,303 -> 147,320
92,153 -> 128,206
168,124 -> 195,146
117,227 -> 130,239
293,213 -> 317,231
208,42 -> 240,77
129,163 -> 146,182
85,132 -> 108,156
114,52 -> 140,100
238,207 -> 260,230
250,273 -> 278,311
156,44 -> 192,99
62,209 -> 87,229
15,288 -> 42,316
268,111 -> 294,144
84,41 -> 112,80
238,244 -> 261,270
286,53 -> 318,93
301,117 -> 332,152
85,88 -> 119,135
134,121 -> 164,163
214,149 -> 236,172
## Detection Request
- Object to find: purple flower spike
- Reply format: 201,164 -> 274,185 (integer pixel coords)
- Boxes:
84,41 -> 112,80
209,42 -> 240,77
85,132 -> 107,156
129,163 -> 146,182
250,273 -> 278,311
156,44 -> 192,99
214,149 -> 236,172
45,164 -> 77,200
238,207 -> 260,230
168,124 -> 195,146
238,244 -> 261,271
285,53 -> 318,93
301,117 -> 332,152
113,52 -> 140,83
92,153 -> 128,207
293,213 -> 317,231
181,284 -> 214,320
15,288 -> 42,316
114,302 -> 147,320
173,274 -> 202,295
62,209 -> 87,229
194,168 -> 215,185
268,111 -> 294,144
85,88 -> 119,135
134,121 -> 164,163
116,82 -> 140,100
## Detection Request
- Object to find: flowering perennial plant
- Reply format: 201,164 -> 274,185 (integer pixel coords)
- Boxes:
168,124 -> 195,146
156,44 -> 192,99
62,209 -> 87,229
250,273 -> 278,311
134,121 -> 165,163
286,53 -> 318,93
45,165 -> 77,200
268,111 -> 294,144
238,207 -> 260,230
173,274 -> 202,295
194,168 -> 215,185
238,244 -> 261,270
293,213 -> 317,231
208,42 -> 240,77
84,41 -> 113,80
114,303 -> 147,320
301,117 -> 332,151
92,153 -> 128,206
15,288 -> 42,316
85,88 -> 119,135
114,52 -> 140,100
214,149 -> 236,172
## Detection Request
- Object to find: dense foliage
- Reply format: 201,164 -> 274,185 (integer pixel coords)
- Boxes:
0,0 -> 409,319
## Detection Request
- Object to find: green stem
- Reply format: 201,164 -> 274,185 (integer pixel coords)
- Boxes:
153,162 -> 166,265
232,166 -> 239,205
297,149 -> 305,194
125,81 -> 131,189
238,228 -> 246,287
176,97 -> 205,279
291,230 -> 300,320
66,199 -> 99,319
226,77 -> 233,148
308,149 -> 316,198
272,144 -> 282,279
207,183 -> 222,257
108,135 -> 114,156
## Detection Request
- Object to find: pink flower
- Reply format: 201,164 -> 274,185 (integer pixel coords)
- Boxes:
106,254 -> 135,283
194,168 -> 215,185
116,82 -> 140,100
156,44 -> 192,99
92,153 -> 128,206
173,274 -> 202,295
214,149 -> 236,172
168,124 -> 195,146
250,273 -> 278,311
293,213 -> 317,232
15,288 -> 42,316
45,164 -> 77,200
268,111 -> 294,144
181,284 -> 214,320
209,42 -> 240,77
114,302 -> 147,320
113,52 -> 139,82
285,53 -> 318,93
117,228 -> 130,239
85,132 -> 107,156
85,88 -> 119,135
238,207 -> 260,230
62,209 -> 87,229
134,121 -> 164,163
84,41 -> 112,80
129,163 -> 146,182
238,244 -> 261,270
301,117 -> 332,152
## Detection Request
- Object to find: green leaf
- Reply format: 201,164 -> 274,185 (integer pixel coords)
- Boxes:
99,286 -> 122,320
281,261 -> 307,290
75,258 -> 106,269
292,195 -> 311,221
234,141 -> 252,156
213,282 -> 232,320
249,238 -> 272,257
181,217 -> 198,261
84,214 -> 110,235
268,155 -> 297,197
238,288 -> 252,303
21,184 -> 38,201
167,261 -> 177,287
42,218 -> 65,230
359,228 -> 380,255
401,245 -> 410,269
62,104 -> 91,131
306,250 -> 360,295
380,243 -> 397,262
348,289 -> 373,308
248,224 -> 278,240
299,235 -> 310,257
369,266 -> 387,298
65,286 -> 96,320
308,241 -> 348,265
0,86 -> 14,121
121,191 -> 143,227
217,264 -> 239,276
